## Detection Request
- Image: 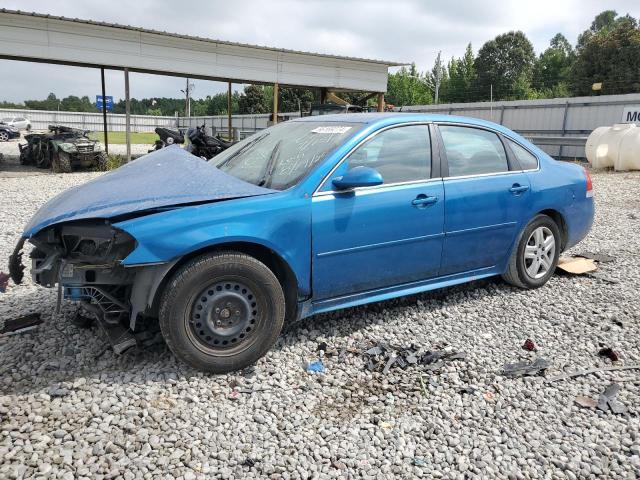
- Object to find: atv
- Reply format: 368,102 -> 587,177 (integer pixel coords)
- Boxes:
19,125 -> 107,173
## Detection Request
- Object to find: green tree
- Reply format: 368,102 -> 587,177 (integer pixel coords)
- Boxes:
445,44 -> 477,102
386,63 -> 433,107
474,31 -> 536,100
238,84 -> 269,114
572,11 -> 640,95
532,33 -> 574,94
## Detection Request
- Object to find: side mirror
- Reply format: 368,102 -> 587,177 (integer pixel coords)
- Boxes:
332,166 -> 383,190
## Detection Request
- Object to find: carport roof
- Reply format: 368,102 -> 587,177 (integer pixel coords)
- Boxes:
0,9 -> 405,92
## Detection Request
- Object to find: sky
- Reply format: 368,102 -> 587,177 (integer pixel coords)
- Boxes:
1,0 -> 638,103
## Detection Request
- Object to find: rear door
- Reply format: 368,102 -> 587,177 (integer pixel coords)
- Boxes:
312,124 -> 445,300
437,124 -> 531,275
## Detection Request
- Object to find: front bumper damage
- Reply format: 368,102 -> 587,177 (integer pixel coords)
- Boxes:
9,221 -> 166,353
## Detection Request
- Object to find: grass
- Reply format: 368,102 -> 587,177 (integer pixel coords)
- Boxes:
89,131 -> 158,145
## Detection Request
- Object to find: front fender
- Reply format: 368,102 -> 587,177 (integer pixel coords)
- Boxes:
114,193 -> 312,295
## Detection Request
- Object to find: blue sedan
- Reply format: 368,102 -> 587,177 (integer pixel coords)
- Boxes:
9,113 -> 594,372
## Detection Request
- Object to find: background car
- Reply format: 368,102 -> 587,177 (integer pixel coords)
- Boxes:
10,114 -> 594,373
1,116 -> 31,130
0,122 -> 20,141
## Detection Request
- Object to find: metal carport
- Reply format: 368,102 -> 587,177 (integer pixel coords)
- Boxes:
0,9 -> 404,160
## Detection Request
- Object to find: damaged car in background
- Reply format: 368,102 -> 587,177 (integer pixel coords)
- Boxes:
8,114 -> 594,373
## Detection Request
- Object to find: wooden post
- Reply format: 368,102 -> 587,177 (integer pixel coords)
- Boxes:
124,68 -> 131,163
273,82 -> 279,125
100,67 -> 109,154
227,81 -> 232,140
377,93 -> 385,112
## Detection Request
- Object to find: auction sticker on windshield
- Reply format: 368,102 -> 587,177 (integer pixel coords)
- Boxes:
311,126 -> 352,134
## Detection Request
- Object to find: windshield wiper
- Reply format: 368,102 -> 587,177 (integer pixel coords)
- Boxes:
257,140 -> 282,188
215,131 -> 270,168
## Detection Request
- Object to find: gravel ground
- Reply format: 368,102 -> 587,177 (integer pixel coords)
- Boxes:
1,167 -> 639,479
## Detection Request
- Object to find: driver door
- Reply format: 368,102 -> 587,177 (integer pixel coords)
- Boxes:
311,124 -> 445,300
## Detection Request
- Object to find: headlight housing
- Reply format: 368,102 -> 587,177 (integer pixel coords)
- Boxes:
59,142 -> 78,153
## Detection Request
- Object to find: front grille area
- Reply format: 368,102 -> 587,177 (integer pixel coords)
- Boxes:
76,144 -> 94,153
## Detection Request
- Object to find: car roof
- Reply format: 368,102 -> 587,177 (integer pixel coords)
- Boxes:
292,112 -> 517,137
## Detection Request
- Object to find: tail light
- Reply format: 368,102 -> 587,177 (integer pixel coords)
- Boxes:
583,167 -> 593,198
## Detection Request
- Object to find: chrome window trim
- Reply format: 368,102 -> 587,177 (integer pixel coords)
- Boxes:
312,121 -> 434,196
314,176 -> 443,197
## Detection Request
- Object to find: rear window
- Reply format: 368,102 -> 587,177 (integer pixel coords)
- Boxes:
439,125 -> 508,177
507,139 -> 539,170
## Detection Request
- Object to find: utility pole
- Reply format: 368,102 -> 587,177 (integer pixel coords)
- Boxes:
181,78 -> 195,117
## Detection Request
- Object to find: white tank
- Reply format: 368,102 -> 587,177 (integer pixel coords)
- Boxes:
586,123 -> 640,171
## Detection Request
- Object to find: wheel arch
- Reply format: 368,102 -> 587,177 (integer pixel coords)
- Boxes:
537,209 -> 568,251
149,241 -> 301,324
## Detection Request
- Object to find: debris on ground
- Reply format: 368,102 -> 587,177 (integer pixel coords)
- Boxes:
0,271 -> 9,292
47,385 -> 70,398
522,338 -> 537,351
557,256 -> 597,275
586,272 -> 620,284
71,310 -> 95,329
502,357 -> 551,378
597,383 -> 627,415
362,343 -> 466,373
0,312 -> 42,336
458,386 -> 477,395
546,364 -> 640,382
577,252 -> 616,263
574,395 -> 598,409
306,360 -> 325,374
598,347 -> 620,362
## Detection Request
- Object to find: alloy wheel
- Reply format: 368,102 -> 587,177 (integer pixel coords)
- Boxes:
524,226 -> 555,279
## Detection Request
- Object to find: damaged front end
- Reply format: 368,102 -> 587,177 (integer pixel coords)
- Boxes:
10,221 -> 141,352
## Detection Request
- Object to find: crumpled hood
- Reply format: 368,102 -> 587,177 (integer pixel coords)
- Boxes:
23,146 -> 276,237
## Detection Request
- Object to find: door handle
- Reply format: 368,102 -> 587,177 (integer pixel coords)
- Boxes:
411,195 -> 438,207
509,184 -> 529,194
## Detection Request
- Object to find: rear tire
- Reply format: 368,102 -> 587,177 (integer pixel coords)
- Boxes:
0,131 -> 8,142
159,252 -> 285,373
502,214 -> 561,289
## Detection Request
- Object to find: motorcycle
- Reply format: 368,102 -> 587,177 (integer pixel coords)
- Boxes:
148,127 -> 185,153
185,124 -> 233,160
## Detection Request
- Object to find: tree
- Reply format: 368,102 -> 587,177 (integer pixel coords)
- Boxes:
238,84 -> 269,114
474,31 -> 536,100
279,87 -> 316,113
572,12 -> 640,95
445,44 -> 477,102
386,63 -> 433,107
532,33 -> 574,94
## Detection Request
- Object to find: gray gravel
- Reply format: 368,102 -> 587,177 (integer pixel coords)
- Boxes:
1,167 -> 639,479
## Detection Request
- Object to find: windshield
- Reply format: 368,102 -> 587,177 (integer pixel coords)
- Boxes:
213,121 -> 362,190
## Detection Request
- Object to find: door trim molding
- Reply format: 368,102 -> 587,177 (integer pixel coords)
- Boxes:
317,232 -> 445,258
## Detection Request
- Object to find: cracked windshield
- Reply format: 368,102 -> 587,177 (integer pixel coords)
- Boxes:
213,121 -> 363,190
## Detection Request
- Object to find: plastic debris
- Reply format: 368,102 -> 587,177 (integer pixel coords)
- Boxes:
47,385 -> 70,398
575,395 -> 598,409
0,271 -> 9,293
458,386 -> 476,395
522,338 -> 537,351
363,343 -> 466,374
598,347 -> 620,362
413,458 -> 427,467
597,383 -> 627,414
502,357 -> 551,378
306,360 -> 325,374
0,312 -> 42,335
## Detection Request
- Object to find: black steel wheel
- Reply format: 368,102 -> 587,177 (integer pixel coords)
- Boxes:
159,251 -> 285,373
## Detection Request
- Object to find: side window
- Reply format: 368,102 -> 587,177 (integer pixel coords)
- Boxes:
347,125 -> 431,184
439,125 -> 508,177
507,139 -> 539,170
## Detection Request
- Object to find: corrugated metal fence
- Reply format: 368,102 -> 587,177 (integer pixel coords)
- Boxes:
398,93 -> 640,159
0,108 -> 300,139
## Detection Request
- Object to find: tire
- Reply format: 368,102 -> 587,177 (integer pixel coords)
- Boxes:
0,131 -> 8,142
159,251 -> 286,373
96,152 -> 108,171
502,214 -> 561,289
52,151 -> 72,173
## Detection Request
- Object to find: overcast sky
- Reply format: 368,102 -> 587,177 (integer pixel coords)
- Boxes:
1,0 -> 638,103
